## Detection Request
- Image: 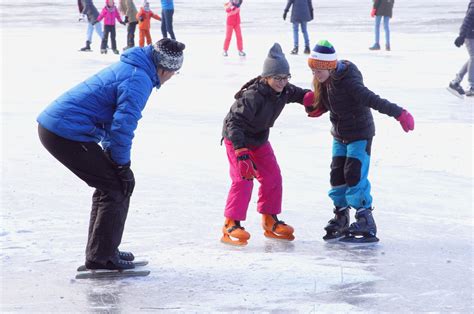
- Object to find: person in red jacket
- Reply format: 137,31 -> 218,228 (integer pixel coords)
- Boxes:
223,0 -> 245,57
136,0 -> 161,47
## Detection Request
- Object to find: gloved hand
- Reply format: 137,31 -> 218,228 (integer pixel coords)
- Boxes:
370,8 -> 376,17
303,91 -> 327,117
139,15 -> 144,22
120,21 -> 126,25
124,16 -> 129,24
235,148 -> 257,180
283,10 -> 288,21
115,163 -> 135,197
91,21 -> 97,26
78,14 -> 86,22
396,109 -> 415,132
454,36 -> 465,47
105,150 -> 136,196
303,91 -> 314,107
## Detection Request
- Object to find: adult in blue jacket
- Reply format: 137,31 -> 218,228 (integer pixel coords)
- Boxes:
37,38 -> 185,270
161,0 -> 176,40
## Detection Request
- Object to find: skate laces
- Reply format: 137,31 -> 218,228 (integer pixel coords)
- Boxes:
226,220 -> 245,233
271,215 -> 286,231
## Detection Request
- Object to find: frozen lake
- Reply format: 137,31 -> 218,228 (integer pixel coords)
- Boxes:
1,0 -> 472,312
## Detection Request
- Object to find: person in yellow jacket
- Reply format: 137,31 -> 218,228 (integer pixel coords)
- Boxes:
136,0 -> 161,47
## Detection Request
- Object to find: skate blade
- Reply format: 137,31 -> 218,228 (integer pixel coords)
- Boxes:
77,260 -> 148,272
220,234 -> 248,246
75,269 -> 150,279
446,87 -> 464,99
339,235 -> 379,244
323,234 -> 345,242
263,230 -> 295,241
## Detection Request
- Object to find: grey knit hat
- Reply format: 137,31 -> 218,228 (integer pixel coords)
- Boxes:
152,38 -> 185,72
261,43 -> 290,77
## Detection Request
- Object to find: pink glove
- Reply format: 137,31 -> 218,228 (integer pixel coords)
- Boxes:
370,8 -> 376,17
235,148 -> 257,180
397,110 -> 415,132
303,91 -> 314,107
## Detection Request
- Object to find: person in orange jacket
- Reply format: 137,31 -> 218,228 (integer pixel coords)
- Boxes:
136,0 -> 161,47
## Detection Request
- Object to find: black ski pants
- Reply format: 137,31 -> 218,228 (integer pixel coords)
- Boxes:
101,25 -> 117,50
38,124 -> 131,264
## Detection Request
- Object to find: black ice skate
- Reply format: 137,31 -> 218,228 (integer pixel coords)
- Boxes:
100,49 -> 107,54
290,47 -> 298,55
117,249 -> 135,261
84,254 -> 135,271
339,208 -> 379,243
323,206 -> 350,241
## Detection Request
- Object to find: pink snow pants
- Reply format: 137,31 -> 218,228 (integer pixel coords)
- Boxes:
224,139 -> 282,221
223,24 -> 243,51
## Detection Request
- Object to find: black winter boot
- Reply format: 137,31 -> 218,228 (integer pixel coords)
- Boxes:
323,206 -> 350,240
290,47 -> 298,55
340,208 -> 379,243
304,46 -> 310,54
80,40 -> 91,52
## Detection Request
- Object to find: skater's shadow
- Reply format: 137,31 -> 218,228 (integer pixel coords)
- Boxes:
85,280 -> 130,311
323,241 -> 381,265
263,239 -> 295,253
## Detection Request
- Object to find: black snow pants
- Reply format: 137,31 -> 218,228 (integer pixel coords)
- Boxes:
38,124 -> 131,264
101,25 -> 117,50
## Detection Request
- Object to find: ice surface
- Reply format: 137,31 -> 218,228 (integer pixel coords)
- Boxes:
1,0 -> 473,312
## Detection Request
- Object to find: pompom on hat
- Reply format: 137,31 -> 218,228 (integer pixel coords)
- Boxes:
152,38 -> 185,72
308,40 -> 337,70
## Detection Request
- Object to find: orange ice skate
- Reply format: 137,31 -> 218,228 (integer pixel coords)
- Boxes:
262,214 -> 295,241
221,218 -> 251,246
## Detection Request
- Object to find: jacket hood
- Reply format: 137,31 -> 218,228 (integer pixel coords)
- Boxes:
120,45 -> 160,87
331,60 -> 360,82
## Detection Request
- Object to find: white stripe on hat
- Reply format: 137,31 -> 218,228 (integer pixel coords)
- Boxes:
309,51 -> 337,61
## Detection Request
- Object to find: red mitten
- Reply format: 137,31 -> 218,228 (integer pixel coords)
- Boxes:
396,110 -> 415,132
235,148 -> 257,180
308,107 -> 327,118
370,8 -> 376,17
303,91 -> 314,107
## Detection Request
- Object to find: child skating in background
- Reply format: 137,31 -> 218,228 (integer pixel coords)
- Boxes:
220,43 -> 311,246
223,0 -> 245,57
303,40 -> 414,243
137,0 -> 161,47
95,0 -> 125,54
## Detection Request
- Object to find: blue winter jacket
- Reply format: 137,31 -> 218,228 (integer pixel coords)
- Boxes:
284,0 -> 313,23
161,0 -> 174,10
37,45 -> 160,165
